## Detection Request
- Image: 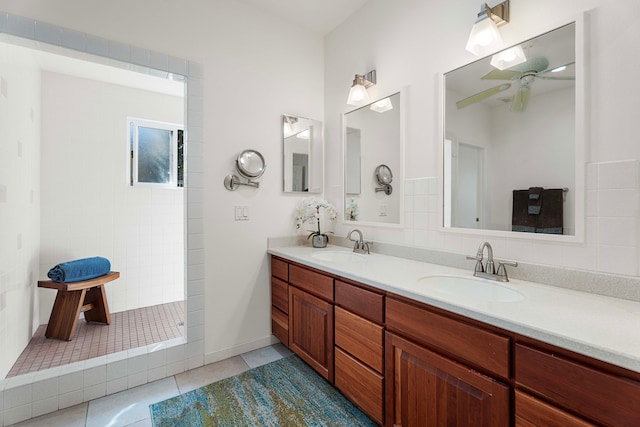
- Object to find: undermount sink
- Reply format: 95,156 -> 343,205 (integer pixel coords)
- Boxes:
311,251 -> 367,263
418,275 -> 525,302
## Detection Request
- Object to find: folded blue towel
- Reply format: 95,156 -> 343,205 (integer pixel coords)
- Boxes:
47,257 -> 111,283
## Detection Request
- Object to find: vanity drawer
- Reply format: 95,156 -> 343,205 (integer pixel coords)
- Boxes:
515,390 -> 595,427
335,306 -> 384,373
271,306 -> 288,346
386,298 -> 510,379
515,344 -> 640,426
335,280 -> 384,324
289,264 -> 333,301
271,277 -> 288,314
335,347 -> 384,425
271,257 -> 289,281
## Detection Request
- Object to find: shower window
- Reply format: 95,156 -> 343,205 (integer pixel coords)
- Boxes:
129,118 -> 184,187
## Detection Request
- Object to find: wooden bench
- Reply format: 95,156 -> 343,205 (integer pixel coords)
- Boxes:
38,271 -> 120,341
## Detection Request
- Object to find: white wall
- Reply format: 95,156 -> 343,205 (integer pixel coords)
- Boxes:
0,0 -> 324,365
326,0 -> 640,278
0,41 -> 41,380
39,71 -> 185,320
487,87 -> 575,233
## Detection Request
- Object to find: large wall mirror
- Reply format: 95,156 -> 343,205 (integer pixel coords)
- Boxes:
443,19 -> 585,240
283,114 -> 323,193
344,91 -> 403,224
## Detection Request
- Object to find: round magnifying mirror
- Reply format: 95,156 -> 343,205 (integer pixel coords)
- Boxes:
236,149 -> 266,179
375,164 -> 393,185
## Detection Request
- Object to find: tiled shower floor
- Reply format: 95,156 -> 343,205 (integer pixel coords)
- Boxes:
6,301 -> 184,378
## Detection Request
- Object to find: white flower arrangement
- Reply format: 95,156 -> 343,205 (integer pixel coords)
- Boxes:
295,197 -> 338,239
345,198 -> 359,221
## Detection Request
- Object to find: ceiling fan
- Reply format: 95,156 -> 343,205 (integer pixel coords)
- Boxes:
456,57 -> 575,112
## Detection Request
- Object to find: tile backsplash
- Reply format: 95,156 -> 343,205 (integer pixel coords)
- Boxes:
403,159 -> 639,277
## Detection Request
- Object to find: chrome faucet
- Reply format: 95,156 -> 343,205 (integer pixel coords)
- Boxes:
466,241 -> 517,282
347,229 -> 372,254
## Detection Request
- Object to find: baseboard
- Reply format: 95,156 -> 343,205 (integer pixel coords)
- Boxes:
203,335 -> 279,365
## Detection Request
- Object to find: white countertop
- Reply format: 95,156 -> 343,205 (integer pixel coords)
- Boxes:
268,244 -> 640,374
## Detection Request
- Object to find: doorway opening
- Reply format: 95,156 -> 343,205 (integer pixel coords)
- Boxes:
0,35 -> 186,379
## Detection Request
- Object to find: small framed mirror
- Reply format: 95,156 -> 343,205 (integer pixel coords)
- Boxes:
237,149 -> 266,179
375,164 -> 393,195
375,164 -> 393,185
224,149 -> 266,190
283,114 -> 323,193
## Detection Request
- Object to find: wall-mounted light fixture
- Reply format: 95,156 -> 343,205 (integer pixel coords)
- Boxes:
465,0 -> 510,57
347,70 -> 376,106
490,45 -> 526,70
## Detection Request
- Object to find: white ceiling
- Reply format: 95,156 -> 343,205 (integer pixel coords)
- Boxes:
234,0 -> 371,35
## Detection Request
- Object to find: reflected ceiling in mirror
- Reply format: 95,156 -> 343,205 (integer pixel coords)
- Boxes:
443,22 -> 583,238
283,115 -> 323,193
344,92 -> 402,225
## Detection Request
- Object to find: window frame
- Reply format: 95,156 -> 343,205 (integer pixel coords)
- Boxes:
128,117 -> 184,188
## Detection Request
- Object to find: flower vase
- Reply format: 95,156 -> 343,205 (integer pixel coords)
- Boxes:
312,234 -> 328,248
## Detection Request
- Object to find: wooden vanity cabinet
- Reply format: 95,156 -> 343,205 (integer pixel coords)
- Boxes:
270,258 -> 289,346
385,297 -> 510,427
515,343 -> 640,426
271,258 -> 335,382
271,255 -> 640,427
288,263 -> 335,382
334,280 -> 385,424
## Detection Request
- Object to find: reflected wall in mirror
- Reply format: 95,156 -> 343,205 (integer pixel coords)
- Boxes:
283,115 -> 323,193
444,22 -> 581,237
344,92 -> 402,224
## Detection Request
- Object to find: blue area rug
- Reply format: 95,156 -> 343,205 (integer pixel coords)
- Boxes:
149,355 -> 377,426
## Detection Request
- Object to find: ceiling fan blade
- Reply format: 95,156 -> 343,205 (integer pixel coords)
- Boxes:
538,61 -> 576,75
536,76 -> 575,81
456,83 -> 512,109
511,85 -> 530,112
482,57 -> 553,81
481,69 -> 523,81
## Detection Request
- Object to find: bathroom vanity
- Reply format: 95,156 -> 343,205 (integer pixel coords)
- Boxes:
268,246 -> 640,426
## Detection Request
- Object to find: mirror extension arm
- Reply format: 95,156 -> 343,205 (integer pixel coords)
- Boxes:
224,174 -> 260,191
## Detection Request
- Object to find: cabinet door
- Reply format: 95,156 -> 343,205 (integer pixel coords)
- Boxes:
386,332 -> 509,427
289,286 -> 334,382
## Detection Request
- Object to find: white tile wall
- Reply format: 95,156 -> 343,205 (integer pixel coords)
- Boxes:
0,13 -> 203,426
403,159 -> 640,276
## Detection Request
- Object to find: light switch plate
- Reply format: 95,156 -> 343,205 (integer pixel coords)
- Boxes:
234,205 -> 249,221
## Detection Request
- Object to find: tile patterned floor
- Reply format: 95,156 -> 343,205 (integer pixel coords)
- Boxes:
10,344 -> 293,427
6,301 -> 184,378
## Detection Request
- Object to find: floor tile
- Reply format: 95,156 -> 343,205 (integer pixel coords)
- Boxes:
124,418 -> 153,427
10,403 -> 87,427
174,356 -> 249,394
7,302 -> 184,377
272,343 -> 294,358
86,377 -> 179,427
241,345 -> 288,369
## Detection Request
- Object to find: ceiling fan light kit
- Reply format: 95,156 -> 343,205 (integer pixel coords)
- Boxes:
458,56 -> 575,112
466,0 -> 510,57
